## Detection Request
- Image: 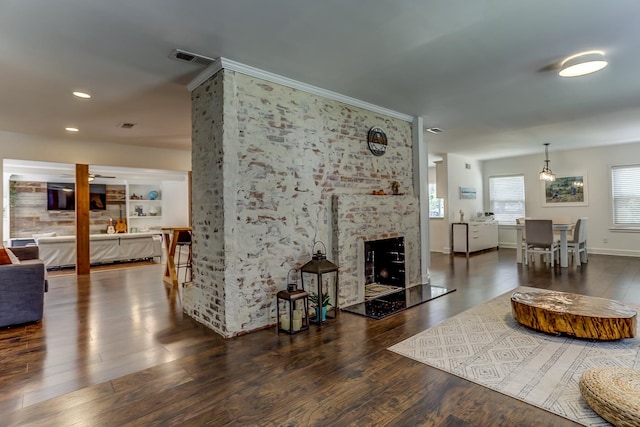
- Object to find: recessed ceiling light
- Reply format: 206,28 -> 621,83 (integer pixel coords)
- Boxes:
559,51 -> 608,77
72,91 -> 91,99
65,127 -> 79,132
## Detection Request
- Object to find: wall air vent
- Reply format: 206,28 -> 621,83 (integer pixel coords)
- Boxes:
169,49 -> 214,67
426,127 -> 444,134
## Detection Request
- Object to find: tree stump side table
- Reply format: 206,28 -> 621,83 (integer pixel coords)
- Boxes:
511,290 -> 637,340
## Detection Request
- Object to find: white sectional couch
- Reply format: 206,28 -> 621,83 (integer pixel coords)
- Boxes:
36,233 -> 162,269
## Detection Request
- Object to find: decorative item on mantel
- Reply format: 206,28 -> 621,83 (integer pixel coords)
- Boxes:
391,181 -> 400,195
300,241 -> 339,328
276,269 -> 309,335
390,180 -> 405,195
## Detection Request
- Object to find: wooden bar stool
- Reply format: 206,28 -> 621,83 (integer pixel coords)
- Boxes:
174,230 -> 192,283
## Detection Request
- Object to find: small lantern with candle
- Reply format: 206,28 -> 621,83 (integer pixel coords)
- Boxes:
276,269 -> 309,335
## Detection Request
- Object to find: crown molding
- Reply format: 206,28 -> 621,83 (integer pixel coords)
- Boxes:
188,57 -> 414,123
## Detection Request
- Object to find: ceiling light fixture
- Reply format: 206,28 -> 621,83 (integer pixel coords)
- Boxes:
169,48 -> 214,67
426,127 -> 444,134
559,51 -> 608,77
72,91 -> 91,99
65,127 -> 79,132
539,143 -> 556,182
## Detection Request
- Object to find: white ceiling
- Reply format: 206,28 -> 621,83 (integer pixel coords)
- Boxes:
2,1 -> 640,162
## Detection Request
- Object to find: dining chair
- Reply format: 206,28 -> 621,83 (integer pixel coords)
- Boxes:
567,217 -> 588,266
516,218 -> 528,263
524,219 -> 560,267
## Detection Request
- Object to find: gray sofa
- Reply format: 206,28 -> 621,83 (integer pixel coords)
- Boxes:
0,246 -> 47,328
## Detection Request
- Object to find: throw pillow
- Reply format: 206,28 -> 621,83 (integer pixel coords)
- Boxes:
5,248 -> 20,264
0,248 -> 12,265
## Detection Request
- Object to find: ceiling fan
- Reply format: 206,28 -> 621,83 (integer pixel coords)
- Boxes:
88,173 -> 117,180
54,172 -> 118,181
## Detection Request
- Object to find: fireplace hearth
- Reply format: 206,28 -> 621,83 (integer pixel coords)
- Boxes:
342,284 -> 456,319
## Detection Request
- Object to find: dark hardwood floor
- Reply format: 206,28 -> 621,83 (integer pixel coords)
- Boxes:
3,249 -> 639,426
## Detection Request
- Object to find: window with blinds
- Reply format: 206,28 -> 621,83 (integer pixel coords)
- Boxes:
429,183 -> 444,218
489,175 -> 525,223
611,165 -> 640,226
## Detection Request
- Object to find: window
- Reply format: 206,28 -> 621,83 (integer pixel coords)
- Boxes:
429,183 -> 444,218
489,175 -> 525,223
611,165 -> 640,226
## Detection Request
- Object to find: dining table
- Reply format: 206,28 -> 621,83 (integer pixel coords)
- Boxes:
515,222 -> 573,268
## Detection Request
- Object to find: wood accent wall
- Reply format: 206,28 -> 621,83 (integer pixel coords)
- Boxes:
9,181 -> 126,238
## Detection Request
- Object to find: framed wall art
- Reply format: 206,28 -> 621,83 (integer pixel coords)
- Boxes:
459,187 -> 476,199
542,173 -> 588,207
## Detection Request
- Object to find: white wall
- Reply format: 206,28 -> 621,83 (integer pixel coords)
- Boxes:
430,154 -> 485,253
0,131 -> 190,170
447,153 -> 484,223
428,166 -> 447,253
483,141 -> 640,257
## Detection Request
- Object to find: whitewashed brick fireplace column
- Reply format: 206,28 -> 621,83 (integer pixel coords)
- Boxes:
332,194 -> 421,307
186,58 -> 416,337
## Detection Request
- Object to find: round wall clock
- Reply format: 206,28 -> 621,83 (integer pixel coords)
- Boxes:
367,126 -> 388,156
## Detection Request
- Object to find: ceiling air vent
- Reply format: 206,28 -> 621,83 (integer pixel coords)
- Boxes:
426,127 -> 444,134
169,49 -> 214,67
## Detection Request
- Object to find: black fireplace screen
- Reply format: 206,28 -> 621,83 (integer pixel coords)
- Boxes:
364,237 -> 405,287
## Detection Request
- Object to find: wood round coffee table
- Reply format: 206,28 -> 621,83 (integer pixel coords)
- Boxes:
511,290 -> 636,340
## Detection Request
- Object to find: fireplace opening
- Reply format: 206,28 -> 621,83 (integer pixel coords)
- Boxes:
364,237 -> 405,299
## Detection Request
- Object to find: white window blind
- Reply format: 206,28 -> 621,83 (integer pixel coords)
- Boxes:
611,165 -> 640,226
489,175 -> 525,223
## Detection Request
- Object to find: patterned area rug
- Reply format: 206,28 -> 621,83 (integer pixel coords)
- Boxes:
388,286 -> 640,426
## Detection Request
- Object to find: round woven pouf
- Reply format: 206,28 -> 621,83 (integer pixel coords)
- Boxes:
580,367 -> 640,427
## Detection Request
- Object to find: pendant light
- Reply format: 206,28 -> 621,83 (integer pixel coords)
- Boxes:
539,143 -> 556,182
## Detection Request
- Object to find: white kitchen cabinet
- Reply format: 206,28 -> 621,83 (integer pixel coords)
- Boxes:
452,222 -> 498,257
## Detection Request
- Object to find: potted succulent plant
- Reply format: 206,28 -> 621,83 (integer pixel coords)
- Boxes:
309,292 -> 332,322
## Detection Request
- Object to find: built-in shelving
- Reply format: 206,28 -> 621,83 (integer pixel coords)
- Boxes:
126,184 -> 162,233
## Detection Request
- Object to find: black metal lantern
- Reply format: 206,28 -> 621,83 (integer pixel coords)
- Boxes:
276,268 -> 309,335
301,242 -> 339,327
